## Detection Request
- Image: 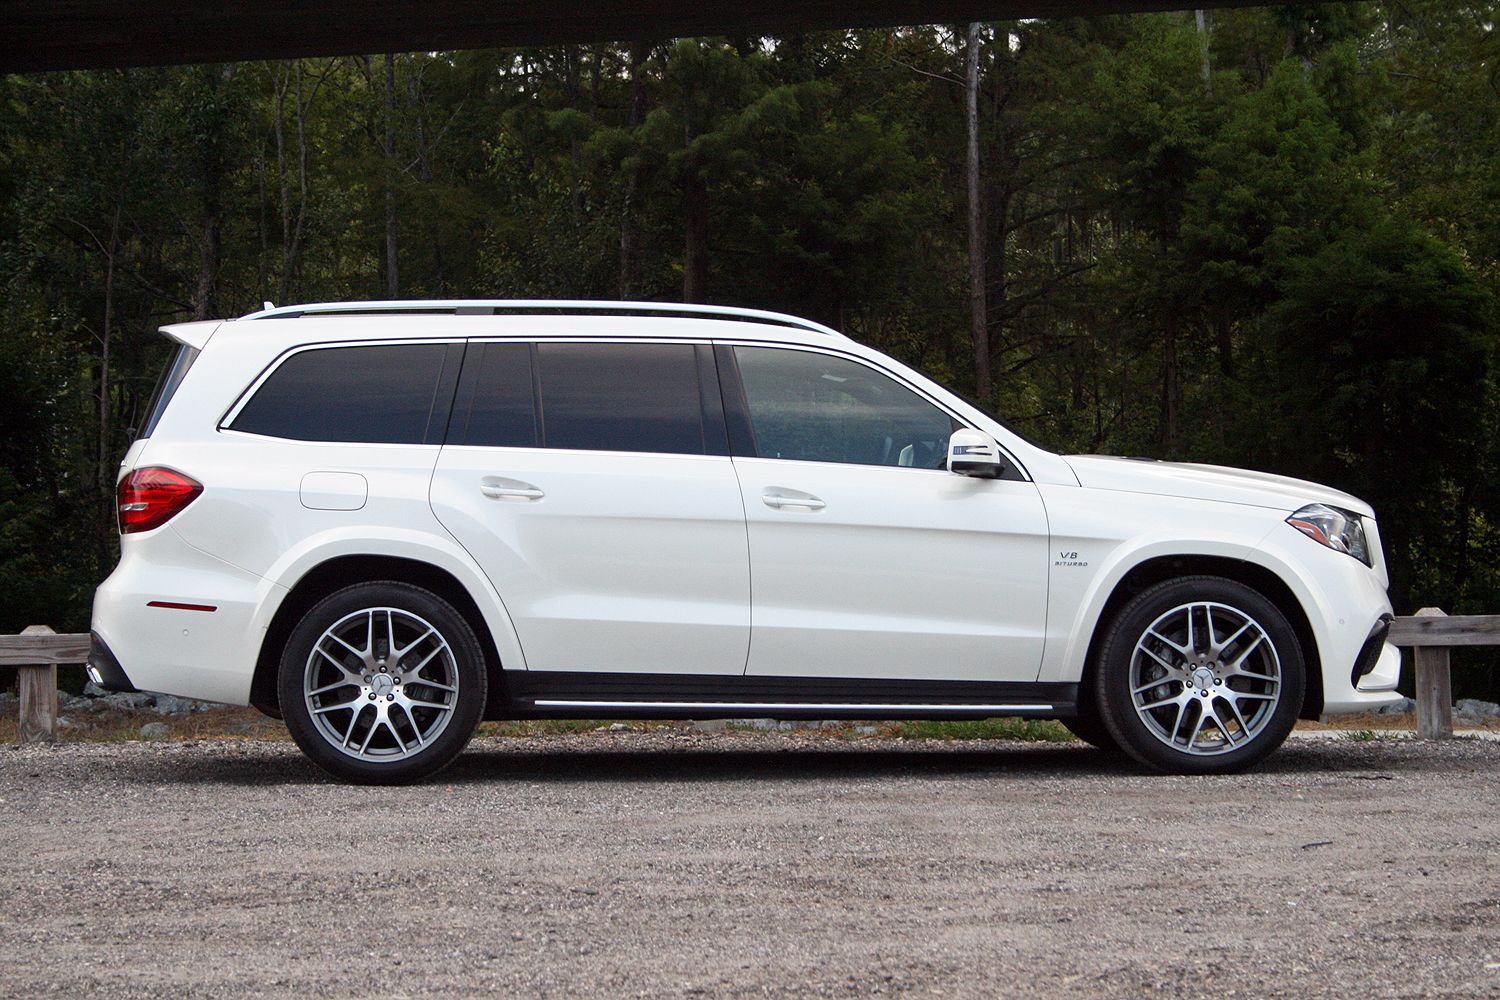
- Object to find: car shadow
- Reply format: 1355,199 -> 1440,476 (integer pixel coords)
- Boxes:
112,733 -> 1476,787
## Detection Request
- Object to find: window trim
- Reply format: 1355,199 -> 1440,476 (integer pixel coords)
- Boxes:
218,338 -> 465,445
713,341 -> 1031,481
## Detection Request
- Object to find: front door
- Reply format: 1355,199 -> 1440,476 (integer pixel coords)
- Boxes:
725,345 -> 1050,682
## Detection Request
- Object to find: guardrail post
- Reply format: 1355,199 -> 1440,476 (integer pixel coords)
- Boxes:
1412,608 -> 1454,740
17,625 -> 59,744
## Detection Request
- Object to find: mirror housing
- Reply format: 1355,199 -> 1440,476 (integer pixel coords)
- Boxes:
947,428 -> 1005,479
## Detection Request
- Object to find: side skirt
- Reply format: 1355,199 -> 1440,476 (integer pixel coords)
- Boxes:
501,671 -> 1077,721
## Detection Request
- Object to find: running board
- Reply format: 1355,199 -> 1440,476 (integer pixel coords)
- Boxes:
501,672 -> 1076,721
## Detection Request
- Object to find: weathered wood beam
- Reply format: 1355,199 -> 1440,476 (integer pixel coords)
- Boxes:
16,625 -> 62,744
1404,608 -> 1455,740
1387,613 -> 1500,648
0,630 -> 92,667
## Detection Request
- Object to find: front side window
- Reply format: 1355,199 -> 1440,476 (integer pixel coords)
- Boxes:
229,343 -> 459,444
733,346 -> 955,468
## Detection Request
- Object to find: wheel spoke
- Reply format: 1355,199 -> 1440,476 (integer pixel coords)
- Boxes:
393,627 -> 436,660
1224,695 -> 1255,738
403,697 -> 450,711
1137,644 -> 1182,675
309,678 -> 358,697
397,703 -> 426,747
1147,627 -> 1190,658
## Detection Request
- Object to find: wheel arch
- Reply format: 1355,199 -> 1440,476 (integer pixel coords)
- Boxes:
250,554 -> 511,720
1078,555 -> 1323,721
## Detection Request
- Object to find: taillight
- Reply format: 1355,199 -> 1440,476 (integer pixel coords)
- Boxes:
117,467 -> 203,534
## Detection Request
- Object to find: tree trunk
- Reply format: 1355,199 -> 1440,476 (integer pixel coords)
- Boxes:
409,59 -> 446,295
682,174 -> 709,304
383,52 -> 400,299
618,42 -> 647,299
965,23 -> 990,404
194,64 -> 232,320
1161,307 -> 1180,455
1195,10 -> 1214,97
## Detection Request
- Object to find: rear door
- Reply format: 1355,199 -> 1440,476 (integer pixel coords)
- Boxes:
429,340 -> 751,675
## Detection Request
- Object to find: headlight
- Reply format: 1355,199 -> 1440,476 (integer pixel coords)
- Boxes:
1286,503 -> 1371,565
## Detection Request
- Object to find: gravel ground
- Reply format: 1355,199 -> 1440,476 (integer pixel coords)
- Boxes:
3,731 -> 1499,999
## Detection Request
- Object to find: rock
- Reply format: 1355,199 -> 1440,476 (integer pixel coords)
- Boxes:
606,722 -> 632,732
138,722 -> 170,740
1455,699 -> 1500,720
1378,697 -> 1415,715
59,693 -> 92,712
0,691 -> 16,712
100,692 -> 156,711
152,694 -> 215,715
83,680 -> 108,698
690,719 -> 727,732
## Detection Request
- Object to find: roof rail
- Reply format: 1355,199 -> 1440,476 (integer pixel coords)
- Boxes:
238,299 -> 847,339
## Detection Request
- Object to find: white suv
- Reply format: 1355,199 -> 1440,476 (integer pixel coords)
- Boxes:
89,301 -> 1402,782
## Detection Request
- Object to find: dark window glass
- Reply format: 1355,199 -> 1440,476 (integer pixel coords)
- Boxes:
138,343 -> 199,439
537,343 -> 704,455
231,344 -> 451,444
734,347 -> 955,468
456,343 -> 538,447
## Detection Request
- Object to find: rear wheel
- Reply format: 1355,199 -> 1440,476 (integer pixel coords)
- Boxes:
1095,576 -> 1304,774
278,582 -> 487,784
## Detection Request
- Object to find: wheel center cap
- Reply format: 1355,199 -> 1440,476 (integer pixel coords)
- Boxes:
1191,667 -> 1216,690
370,674 -> 395,697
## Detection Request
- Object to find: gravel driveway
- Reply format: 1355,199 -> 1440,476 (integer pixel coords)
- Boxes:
3,731 -> 1499,998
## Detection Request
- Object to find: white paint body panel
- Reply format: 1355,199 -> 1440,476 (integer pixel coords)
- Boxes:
430,446 -> 751,674
734,457 -> 1049,681
91,304 -> 1401,719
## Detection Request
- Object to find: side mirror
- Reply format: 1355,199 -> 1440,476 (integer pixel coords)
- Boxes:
947,428 -> 1004,479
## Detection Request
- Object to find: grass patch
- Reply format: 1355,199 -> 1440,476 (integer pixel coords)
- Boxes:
1341,729 -> 1380,742
881,718 -> 1075,742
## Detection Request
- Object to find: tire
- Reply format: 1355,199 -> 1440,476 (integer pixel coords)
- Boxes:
1061,699 -> 1120,752
1094,576 -> 1304,774
278,581 -> 488,784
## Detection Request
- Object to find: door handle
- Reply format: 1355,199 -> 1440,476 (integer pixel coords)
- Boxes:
762,491 -> 825,512
480,478 -> 544,502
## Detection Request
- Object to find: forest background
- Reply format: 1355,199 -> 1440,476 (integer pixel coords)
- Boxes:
2,3 -> 1497,696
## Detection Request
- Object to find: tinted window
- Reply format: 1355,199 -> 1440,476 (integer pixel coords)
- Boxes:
138,343 -> 199,439
536,344 -> 705,455
734,347 -> 955,468
231,343 -> 458,444
453,342 -> 538,447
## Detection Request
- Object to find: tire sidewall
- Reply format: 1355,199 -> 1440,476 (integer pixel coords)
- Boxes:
1095,576 -> 1305,774
278,581 -> 488,784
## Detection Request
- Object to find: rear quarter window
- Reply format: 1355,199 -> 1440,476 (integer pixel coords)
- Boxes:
228,343 -> 462,444
137,343 -> 200,440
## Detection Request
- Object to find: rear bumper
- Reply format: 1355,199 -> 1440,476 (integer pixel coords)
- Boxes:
86,632 -> 138,693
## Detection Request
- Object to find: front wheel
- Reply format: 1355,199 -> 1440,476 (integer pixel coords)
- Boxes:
1094,576 -> 1304,774
278,582 -> 488,784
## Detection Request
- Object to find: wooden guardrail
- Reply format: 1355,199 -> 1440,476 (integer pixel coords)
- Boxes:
1,626 -> 91,743
1,611 -> 1493,743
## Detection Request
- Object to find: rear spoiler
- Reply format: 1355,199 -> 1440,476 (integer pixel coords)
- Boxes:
159,320 -> 221,351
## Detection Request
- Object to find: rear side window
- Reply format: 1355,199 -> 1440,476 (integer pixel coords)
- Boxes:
229,343 -> 462,444
537,343 -> 706,455
137,343 -> 199,439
